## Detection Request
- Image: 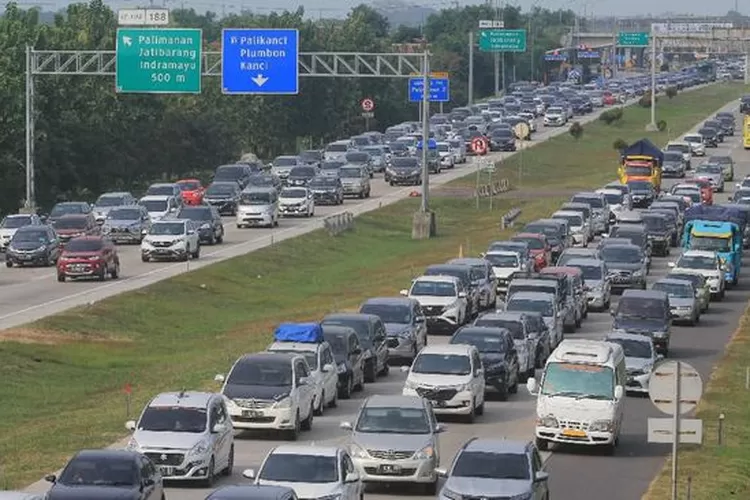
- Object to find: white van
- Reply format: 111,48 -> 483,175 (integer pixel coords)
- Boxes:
526,339 -> 626,454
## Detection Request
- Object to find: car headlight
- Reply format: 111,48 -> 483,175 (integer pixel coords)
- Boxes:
412,444 -> 434,460
653,330 -> 668,338
349,443 -> 368,459
537,415 -> 558,428
404,379 -> 418,390
633,270 -> 644,277
337,363 -> 347,374
589,420 -> 614,432
200,223 -> 210,229
455,383 -> 471,392
509,494 -> 533,500
442,488 -> 462,500
274,397 -> 292,409
189,439 -> 210,456
125,438 -> 140,451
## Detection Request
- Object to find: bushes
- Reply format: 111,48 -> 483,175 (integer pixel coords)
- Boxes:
613,138 -> 628,151
569,122 -> 584,140
666,87 -> 678,99
599,107 -> 624,125
657,120 -> 667,131
639,91 -> 657,107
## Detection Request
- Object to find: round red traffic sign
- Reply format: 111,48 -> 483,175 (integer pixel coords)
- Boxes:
361,98 -> 375,112
471,137 -> 488,155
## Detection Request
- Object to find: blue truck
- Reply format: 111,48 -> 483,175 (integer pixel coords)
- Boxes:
682,204 -> 744,286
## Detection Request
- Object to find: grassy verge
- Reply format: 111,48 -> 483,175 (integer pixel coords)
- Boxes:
643,303 -> 750,500
0,83 -> 746,489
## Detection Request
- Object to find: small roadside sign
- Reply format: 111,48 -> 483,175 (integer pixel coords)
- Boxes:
361,98 -> 375,112
471,137 -> 488,155
648,360 -> 703,416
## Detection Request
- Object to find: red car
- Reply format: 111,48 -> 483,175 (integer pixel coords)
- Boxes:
177,178 -> 205,205
511,232 -> 551,270
53,214 -> 99,245
602,92 -> 617,106
57,236 -> 120,282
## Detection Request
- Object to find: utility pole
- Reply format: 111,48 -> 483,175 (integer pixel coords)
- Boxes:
494,0 -> 501,95
24,45 -> 35,213
647,32 -> 658,131
612,17 -> 618,79
529,17 -> 534,81
468,31 -> 474,104
500,1 -> 506,94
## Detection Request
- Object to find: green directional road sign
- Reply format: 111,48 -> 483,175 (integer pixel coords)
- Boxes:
116,28 -> 202,94
478,29 -> 527,52
617,32 -> 650,47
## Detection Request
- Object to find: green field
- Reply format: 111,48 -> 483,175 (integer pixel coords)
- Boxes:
0,83 -> 747,489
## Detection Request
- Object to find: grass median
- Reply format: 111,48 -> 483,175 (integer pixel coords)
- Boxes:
0,83 -> 746,489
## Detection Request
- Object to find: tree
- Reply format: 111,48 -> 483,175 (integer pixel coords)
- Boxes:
569,122 -> 584,140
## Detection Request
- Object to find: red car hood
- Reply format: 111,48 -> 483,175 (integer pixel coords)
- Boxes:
61,252 -> 103,260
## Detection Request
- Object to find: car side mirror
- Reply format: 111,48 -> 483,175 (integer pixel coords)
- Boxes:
526,377 -> 539,395
435,423 -> 447,433
399,289 -> 408,296
212,423 -> 227,434
44,474 -> 57,483
344,471 -> 360,483
535,471 -> 550,483
458,291 -> 467,298
434,467 -> 448,477
297,377 -> 309,386
242,469 -> 256,479
125,420 -> 136,431
323,363 -> 335,372
352,347 -> 362,355
614,385 -> 624,400
214,374 -> 225,383
340,421 -> 353,430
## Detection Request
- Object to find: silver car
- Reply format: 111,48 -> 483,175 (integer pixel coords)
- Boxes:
692,163 -> 725,192
652,278 -> 700,326
93,191 -> 136,223
447,257 -> 498,311
341,395 -> 444,494
359,297 -> 427,361
436,438 -> 549,500
339,164 -> 371,198
101,205 -> 150,244
566,258 -> 611,312
598,244 -> 648,290
605,332 -> 662,395
556,247 -> 598,266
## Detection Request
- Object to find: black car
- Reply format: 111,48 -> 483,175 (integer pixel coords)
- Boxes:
697,126 -> 719,147
449,326 -> 519,400
661,151 -> 686,178
647,207 -> 680,246
388,157 -> 422,186
641,212 -> 671,256
388,142 -> 410,157
608,224 -> 652,261
203,181 -> 241,215
307,176 -> 343,205
286,165 -> 319,187
321,313 -> 389,383
740,95 -> 750,113
214,164 -> 254,189
321,324 -> 366,399
246,173 -> 282,193
703,120 -> 725,141
489,129 -> 517,152
714,116 -> 735,136
176,205 -> 224,244
47,201 -> 92,224
420,149 -> 441,174
626,180 -> 656,208
5,225 -> 61,267
299,149 -> 323,167
45,449 -> 164,500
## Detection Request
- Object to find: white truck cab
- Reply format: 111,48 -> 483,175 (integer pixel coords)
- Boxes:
526,339 -> 626,454
266,323 -> 339,415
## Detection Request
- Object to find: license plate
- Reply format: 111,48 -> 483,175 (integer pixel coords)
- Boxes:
242,409 -> 261,418
378,464 -> 401,475
562,428 -> 586,438
20,254 -> 31,260
159,466 -> 174,476
154,249 -> 169,253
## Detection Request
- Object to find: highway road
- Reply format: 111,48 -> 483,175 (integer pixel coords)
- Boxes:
19,85 -> 741,499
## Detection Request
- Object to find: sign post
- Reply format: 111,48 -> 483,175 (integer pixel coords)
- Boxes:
647,361 -> 704,500
361,98 -> 375,130
115,28 -> 202,94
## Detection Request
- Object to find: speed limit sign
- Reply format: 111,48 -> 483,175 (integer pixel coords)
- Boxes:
361,98 -> 375,112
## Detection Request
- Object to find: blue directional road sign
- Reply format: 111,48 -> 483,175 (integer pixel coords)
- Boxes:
416,138 -> 438,150
409,78 -> 450,102
221,28 -> 299,95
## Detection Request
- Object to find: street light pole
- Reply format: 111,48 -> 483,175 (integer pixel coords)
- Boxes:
468,31 -> 474,104
647,32 -> 658,131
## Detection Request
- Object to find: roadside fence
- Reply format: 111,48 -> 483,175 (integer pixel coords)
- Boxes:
474,179 -> 511,198
324,212 -> 354,236
501,208 -> 522,229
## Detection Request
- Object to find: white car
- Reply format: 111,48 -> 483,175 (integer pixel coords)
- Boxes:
596,188 -> 632,221
551,210 -> 589,247
125,391 -> 234,485
436,142 -> 455,168
140,219 -> 200,262
401,344 -> 486,421
279,187 -> 315,218
243,445 -> 363,500
683,133 -> 706,156
400,275 -> 468,335
215,352 -> 316,440
138,194 -> 180,221
605,332 -> 662,395
447,139 -> 467,164
482,250 -> 526,296
668,250 -> 726,299
543,107 -> 566,127
518,112 -> 537,131
0,213 -> 43,251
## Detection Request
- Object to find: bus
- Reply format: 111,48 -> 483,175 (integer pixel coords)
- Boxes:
744,114 -> 750,149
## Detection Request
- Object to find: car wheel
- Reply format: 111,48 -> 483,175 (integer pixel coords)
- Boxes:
5,261 -> 11,268
286,411 -> 300,441
57,273 -> 65,282
110,260 -> 120,279
141,254 -> 149,263
216,228 -> 224,243
192,244 -> 200,259
339,374 -> 353,399
314,392 -> 324,416
364,359 -> 377,383
496,381 -> 508,401
301,403 -> 314,431
98,267 -> 107,282
422,479 -> 438,496
222,445 -> 234,476
535,437 -> 549,451
464,399 -> 476,423
509,374 -> 519,394
202,457 -> 215,487
208,233 -> 216,245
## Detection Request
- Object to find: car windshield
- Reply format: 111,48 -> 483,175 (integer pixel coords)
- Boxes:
215,167 -> 244,180
668,273 -> 703,288
601,192 -> 623,205
437,143 -> 450,152
506,298 -> 553,316
54,218 -> 87,230
359,304 -> 411,324
391,158 -> 418,168
322,318 -> 370,340
578,265 -> 602,281
0,216 -> 31,228
572,196 -> 603,208
64,239 -> 103,252
178,181 -> 201,191
95,196 -> 126,207
326,143 -> 348,152
689,235 -> 731,252
540,362 -> 615,399
653,282 -> 693,298
324,334 -> 349,356
281,188 -> 307,198
600,246 -> 642,263
321,161 -> 344,170
362,147 -> 382,157
663,152 -> 683,162
627,181 -> 652,192
412,353 -> 471,375
554,214 -> 582,226
227,361 -> 292,386
274,157 -> 298,167
617,297 -> 665,317
708,156 -> 730,165
473,319 -> 524,339
178,207 -> 212,220
355,406 -> 430,434
607,338 -> 652,358
644,217 -> 667,231
290,167 -> 316,178
547,107 -> 563,114
58,457 -> 137,487
50,204 -> 85,217
674,189 -> 701,202
410,280 -> 456,297
146,185 -> 175,196
140,200 -> 168,212
484,253 -> 519,267
309,178 -> 337,188
346,152 -> 369,163
684,136 -> 701,143
206,185 -> 235,196
339,167 -> 361,178
137,406 -> 206,433
452,331 -> 508,352
451,451 -> 530,480
259,454 -> 338,483
667,144 -> 690,153
299,151 -> 322,162
12,230 -> 47,243
108,208 -> 141,220
149,222 -> 185,236
696,164 -> 722,174
625,165 -> 652,176
240,192 -> 271,205
677,255 -> 716,270
513,237 -> 543,249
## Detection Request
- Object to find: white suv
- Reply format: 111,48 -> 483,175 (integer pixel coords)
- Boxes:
215,352 -> 316,440
141,219 -> 200,262
669,250 -> 726,299
401,275 -> 468,335
125,391 -> 234,487
279,187 -> 315,218
402,344 -> 486,422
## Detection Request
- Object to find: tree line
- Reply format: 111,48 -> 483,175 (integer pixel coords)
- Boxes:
0,0 -> 577,213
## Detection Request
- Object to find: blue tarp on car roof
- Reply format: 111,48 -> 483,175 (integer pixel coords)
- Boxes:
621,138 -> 664,163
273,323 -> 323,343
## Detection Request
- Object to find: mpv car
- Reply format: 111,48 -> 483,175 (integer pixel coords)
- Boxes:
611,289 -> 672,355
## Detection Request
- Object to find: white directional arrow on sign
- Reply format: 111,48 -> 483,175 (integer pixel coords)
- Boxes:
251,74 -> 269,87
122,36 -> 132,47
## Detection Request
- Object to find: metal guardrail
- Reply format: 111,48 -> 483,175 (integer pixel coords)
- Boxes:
474,179 -> 511,198
323,212 -> 354,236
501,208 -> 522,230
